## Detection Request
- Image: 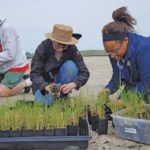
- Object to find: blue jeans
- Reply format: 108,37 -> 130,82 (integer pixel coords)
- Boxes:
35,60 -> 78,105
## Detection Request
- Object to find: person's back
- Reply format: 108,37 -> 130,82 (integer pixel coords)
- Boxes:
0,18 -> 27,73
0,18 -> 31,97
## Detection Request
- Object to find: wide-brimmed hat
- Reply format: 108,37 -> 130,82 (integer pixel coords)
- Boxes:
45,24 -> 78,45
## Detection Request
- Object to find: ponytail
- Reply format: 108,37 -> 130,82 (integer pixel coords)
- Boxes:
102,7 -> 137,34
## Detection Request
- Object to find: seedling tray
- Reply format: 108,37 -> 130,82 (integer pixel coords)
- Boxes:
0,136 -> 89,150
0,118 -> 90,149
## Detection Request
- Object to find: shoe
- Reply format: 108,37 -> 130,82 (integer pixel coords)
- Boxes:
24,86 -> 31,93
23,74 -> 30,80
23,74 -> 32,93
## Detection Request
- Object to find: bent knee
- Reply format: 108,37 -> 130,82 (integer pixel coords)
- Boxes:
0,84 -> 12,97
61,60 -> 78,74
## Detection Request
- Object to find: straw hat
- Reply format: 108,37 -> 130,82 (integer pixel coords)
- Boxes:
45,24 -> 78,45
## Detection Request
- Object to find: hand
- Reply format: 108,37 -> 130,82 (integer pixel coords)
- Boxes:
60,82 -> 77,94
111,99 -> 123,106
45,83 -> 59,96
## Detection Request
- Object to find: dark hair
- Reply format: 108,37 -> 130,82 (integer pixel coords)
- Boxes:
102,7 -> 137,34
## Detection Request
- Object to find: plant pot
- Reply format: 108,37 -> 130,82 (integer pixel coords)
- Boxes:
55,128 -> 66,136
96,118 -> 108,135
21,129 -> 33,137
78,118 -> 88,136
10,130 -> 21,137
67,125 -> 78,136
91,115 -> 99,131
103,104 -> 112,121
33,130 -> 44,136
85,105 -> 92,125
43,129 -> 55,136
0,130 -> 10,137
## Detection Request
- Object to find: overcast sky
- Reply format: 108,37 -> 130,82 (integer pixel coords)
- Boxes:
1,0 -> 150,52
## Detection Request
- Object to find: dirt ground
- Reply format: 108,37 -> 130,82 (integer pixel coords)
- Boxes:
0,56 -> 150,150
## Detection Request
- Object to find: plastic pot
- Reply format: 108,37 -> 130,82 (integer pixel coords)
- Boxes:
33,130 -> 44,136
96,118 -> 108,135
85,105 -> 92,125
91,115 -> 99,131
78,118 -> 88,136
10,130 -> 21,137
67,125 -> 78,136
21,129 -> 33,137
0,130 -> 10,137
43,129 -> 55,136
55,128 -> 67,136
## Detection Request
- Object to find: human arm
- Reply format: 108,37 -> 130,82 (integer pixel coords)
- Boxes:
30,42 -> 50,92
105,57 -> 120,94
69,46 -> 90,89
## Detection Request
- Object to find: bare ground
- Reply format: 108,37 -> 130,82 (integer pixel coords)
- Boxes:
0,56 -> 150,150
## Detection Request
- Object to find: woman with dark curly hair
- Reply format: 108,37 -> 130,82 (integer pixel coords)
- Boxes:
100,7 -> 150,103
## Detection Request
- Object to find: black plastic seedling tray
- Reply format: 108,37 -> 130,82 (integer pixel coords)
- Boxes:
0,120 -> 90,150
0,135 -> 89,150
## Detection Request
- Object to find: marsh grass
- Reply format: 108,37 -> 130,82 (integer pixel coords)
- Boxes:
116,90 -> 150,120
1,90 -> 148,132
0,96 -> 87,131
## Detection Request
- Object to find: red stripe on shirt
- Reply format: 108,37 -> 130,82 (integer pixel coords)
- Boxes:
8,64 -> 29,72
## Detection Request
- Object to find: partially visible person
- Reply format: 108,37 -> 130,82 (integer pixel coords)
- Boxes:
0,17 -> 32,97
30,24 -> 90,105
99,7 -> 150,103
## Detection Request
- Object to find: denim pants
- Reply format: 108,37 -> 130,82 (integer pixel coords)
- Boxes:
35,60 -> 78,105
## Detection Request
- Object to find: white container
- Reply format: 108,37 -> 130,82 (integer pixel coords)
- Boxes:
112,111 -> 150,144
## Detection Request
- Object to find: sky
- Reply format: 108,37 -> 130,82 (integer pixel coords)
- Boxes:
1,0 -> 150,52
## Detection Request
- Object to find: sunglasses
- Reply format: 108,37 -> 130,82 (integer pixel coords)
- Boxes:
52,41 -> 68,50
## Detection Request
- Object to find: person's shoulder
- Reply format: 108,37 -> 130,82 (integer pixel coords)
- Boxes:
69,45 -> 78,51
130,33 -> 150,56
41,39 -> 52,46
129,32 -> 149,42
36,39 -> 52,55
1,22 -> 17,35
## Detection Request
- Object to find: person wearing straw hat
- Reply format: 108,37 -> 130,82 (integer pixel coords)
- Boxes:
30,24 -> 90,105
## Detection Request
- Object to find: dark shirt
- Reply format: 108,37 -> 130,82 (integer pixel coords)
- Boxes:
30,39 -> 90,94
